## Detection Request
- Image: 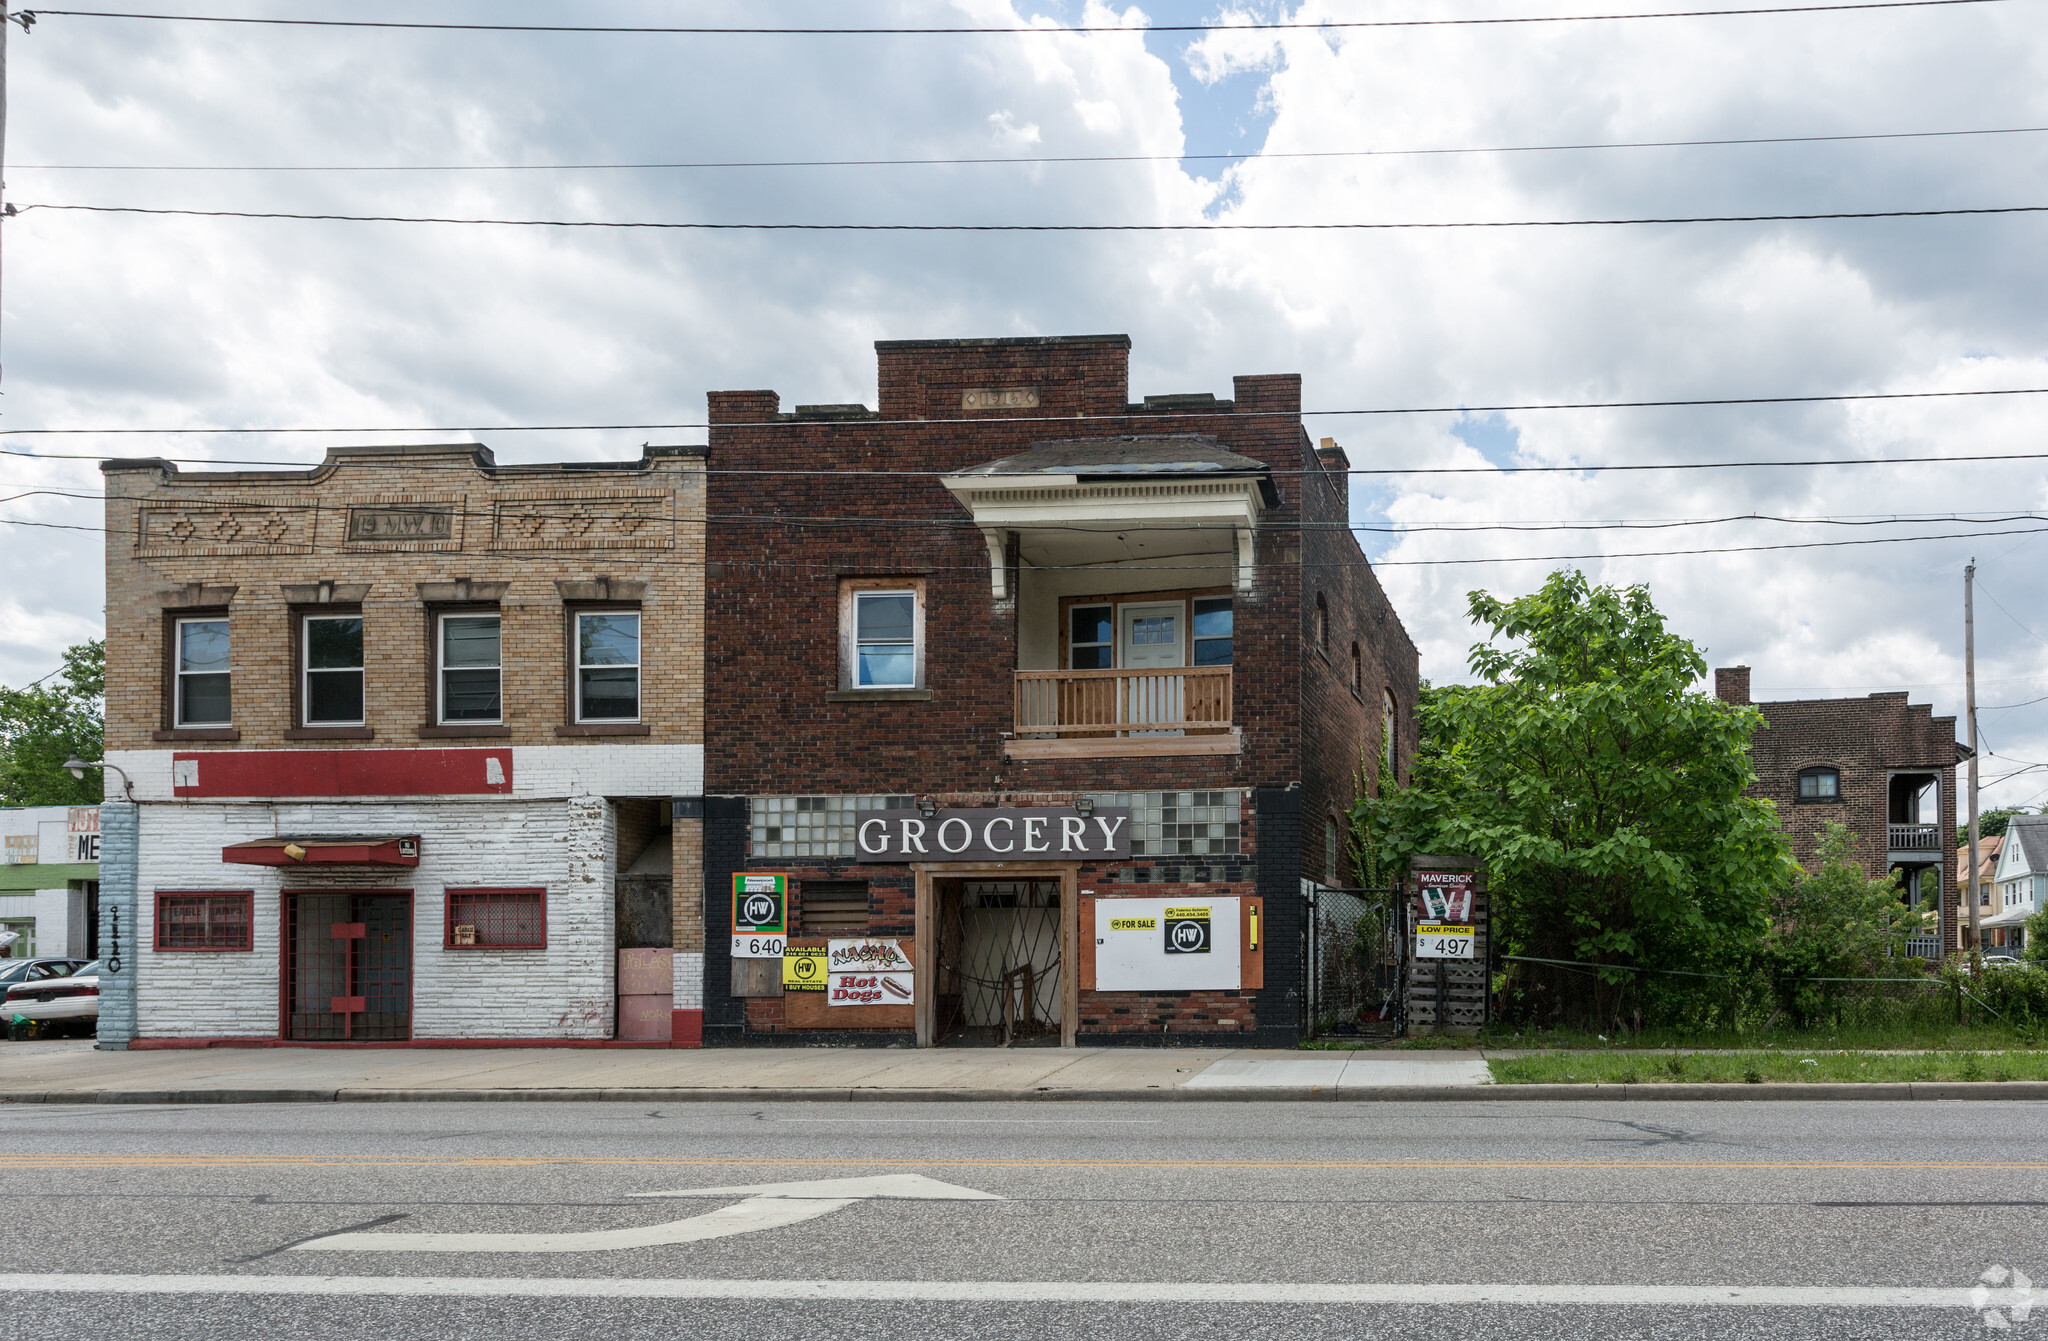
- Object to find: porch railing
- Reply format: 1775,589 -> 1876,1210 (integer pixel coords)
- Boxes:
1013,666 -> 1233,737
1889,823 -> 1941,852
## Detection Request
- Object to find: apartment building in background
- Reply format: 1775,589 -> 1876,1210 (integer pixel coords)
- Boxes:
700,334 -> 1419,1047
1715,666 -> 1962,956
95,444 -> 706,1047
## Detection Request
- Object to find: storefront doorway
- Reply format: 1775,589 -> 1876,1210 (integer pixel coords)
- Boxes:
927,875 -> 1071,1047
282,891 -> 412,1041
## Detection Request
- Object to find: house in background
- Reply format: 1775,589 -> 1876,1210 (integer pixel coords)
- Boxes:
1715,666 -> 1960,957
0,806 -> 101,960
1957,833 -> 2003,949
1981,816 -> 2046,957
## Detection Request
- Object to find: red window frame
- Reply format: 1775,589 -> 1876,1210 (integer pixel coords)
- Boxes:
443,887 -> 547,950
154,890 -> 255,951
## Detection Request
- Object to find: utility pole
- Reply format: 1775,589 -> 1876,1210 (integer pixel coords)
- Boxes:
1966,560 -> 1982,954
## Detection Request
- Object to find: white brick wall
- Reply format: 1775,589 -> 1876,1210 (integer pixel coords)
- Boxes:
673,951 -> 704,1010
135,796 -> 619,1040
105,745 -> 702,804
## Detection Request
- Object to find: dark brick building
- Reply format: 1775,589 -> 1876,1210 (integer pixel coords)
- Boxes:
1714,665 -> 1961,956
700,334 -> 1419,1047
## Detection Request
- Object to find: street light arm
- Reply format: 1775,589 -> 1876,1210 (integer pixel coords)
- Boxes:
61,756 -> 136,802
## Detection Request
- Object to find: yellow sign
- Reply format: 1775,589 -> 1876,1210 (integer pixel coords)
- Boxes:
1417,924 -> 1474,937
1163,906 -> 1210,919
1109,917 -> 1157,931
783,945 -> 828,990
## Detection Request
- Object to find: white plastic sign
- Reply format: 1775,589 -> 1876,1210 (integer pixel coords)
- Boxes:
1094,897 -> 1241,991
1415,923 -> 1475,959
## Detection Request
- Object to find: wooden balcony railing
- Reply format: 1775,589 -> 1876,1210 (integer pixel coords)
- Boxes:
1013,666 -> 1233,737
1889,822 -> 1941,852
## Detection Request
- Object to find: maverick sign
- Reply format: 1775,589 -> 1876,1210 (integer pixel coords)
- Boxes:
853,807 -> 1131,863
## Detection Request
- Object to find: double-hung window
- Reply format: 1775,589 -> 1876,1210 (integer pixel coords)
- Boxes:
175,618 -> 232,726
575,611 -> 641,721
1797,767 -> 1840,802
1070,605 -> 1114,669
439,613 -> 502,723
1192,597 -> 1233,666
855,591 -> 917,687
303,615 -> 365,726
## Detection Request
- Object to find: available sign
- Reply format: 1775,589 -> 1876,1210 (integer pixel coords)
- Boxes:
732,873 -> 787,959
1415,923 -> 1476,959
783,944 -> 828,991
827,937 -> 914,1006
852,807 -> 1130,863
1416,870 -> 1475,922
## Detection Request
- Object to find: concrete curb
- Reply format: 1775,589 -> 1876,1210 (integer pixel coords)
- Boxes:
4,1081 -> 2046,1104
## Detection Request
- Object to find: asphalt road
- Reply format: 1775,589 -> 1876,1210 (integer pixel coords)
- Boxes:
0,1099 -> 2040,1339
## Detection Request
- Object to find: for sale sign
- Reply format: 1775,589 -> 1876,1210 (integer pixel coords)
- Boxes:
1416,870 -> 1475,922
732,873 -> 787,959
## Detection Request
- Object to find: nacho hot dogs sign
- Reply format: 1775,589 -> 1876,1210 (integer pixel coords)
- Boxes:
827,937 -> 914,1007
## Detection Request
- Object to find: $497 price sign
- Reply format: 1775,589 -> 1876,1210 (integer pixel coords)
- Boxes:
1415,923 -> 1475,959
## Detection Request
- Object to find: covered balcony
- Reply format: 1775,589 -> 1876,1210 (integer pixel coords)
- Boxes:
942,435 -> 1275,760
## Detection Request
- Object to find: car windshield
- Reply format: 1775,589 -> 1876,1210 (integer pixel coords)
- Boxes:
0,961 -> 31,985
69,961 -> 103,977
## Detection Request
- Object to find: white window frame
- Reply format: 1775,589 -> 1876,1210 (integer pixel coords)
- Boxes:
302,613 -> 366,727
839,579 -> 925,691
437,611 -> 503,726
174,616 -> 233,727
573,609 -> 642,723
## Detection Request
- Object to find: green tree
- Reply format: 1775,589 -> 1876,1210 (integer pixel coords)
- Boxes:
0,640 -> 106,806
1957,807 -> 2038,850
2025,907 -> 2048,968
1375,571 -> 1789,1002
1766,820 -> 1922,1022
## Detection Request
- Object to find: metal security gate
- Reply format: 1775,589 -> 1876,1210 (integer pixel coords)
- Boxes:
933,879 -> 1063,1046
1303,882 -> 1403,1039
283,891 -> 412,1041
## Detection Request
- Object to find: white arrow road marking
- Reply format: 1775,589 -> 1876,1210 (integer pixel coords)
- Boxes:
0,1275 -> 2029,1308
289,1174 -> 999,1255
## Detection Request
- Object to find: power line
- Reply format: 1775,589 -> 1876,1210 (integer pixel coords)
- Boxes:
5,513 -> 2047,566
1,386 -> 2044,439
19,199 -> 2048,231
20,124 -> 2048,173
17,1 -> 2012,35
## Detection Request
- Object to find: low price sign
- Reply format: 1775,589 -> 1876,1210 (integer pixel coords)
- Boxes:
1415,923 -> 1476,959
732,873 -> 787,959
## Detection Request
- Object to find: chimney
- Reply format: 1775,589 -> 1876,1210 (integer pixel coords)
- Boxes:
1318,440 -> 1351,524
1714,666 -> 1751,705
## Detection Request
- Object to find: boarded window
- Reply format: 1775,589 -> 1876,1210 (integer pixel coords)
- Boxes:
799,881 -> 870,932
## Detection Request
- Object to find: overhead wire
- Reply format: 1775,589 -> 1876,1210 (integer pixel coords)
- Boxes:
1,384 -> 2046,442
18,200 -> 2048,231
19,124 -> 2048,172
15,1 -> 2014,34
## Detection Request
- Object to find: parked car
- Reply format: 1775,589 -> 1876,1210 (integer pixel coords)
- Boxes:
0,957 -> 89,992
4,959 -> 101,1039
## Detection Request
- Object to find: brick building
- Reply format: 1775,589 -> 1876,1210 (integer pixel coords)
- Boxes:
94,444 -> 707,1047
701,334 -> 1418,1047
1714,665 -> 1961,956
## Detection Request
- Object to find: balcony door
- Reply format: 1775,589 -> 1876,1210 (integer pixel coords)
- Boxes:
1120,602 -> 1185,729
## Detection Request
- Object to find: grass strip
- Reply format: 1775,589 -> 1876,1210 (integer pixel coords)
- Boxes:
1486,1050 -> 2048,1085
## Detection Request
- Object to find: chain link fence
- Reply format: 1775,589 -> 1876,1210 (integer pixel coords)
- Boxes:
1303,881 -> 1403,1039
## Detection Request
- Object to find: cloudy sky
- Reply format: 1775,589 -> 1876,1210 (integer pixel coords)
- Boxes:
3,0 -> 2044,809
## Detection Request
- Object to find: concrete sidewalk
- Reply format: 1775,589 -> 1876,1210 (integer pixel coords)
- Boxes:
3,1041 -> 2039,1103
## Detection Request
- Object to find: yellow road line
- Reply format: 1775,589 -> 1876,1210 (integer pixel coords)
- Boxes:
5,1155 -> 2048,1171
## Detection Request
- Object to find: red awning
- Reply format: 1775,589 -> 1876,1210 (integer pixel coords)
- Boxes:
221,836 -> 421,867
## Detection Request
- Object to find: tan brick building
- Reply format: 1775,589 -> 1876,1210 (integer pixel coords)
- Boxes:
94,443 -> 708,1047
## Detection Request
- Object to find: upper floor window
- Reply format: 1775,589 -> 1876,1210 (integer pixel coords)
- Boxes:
1325,818 -> 1341,884
303,615 -> 365,726
1192,597 -> 1233,666
175,618 -> 232,726
1070,604 -> 1114,669
1796,767 -> 1841,802
1350,642 -> 1362,694
439,613 -> 502,723
1382,688 -> 1397,771
1314,592 -> 1329,653
575,611 -> 641,721
842,582 -> 923,689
